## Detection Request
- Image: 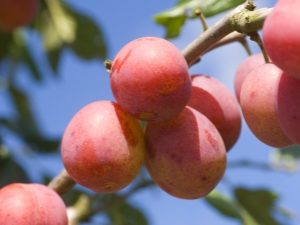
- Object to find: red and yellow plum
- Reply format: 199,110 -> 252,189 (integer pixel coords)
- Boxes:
0,183 -> 68,225
240,63 -> 293,148
0,0 -> 38,32
61,101 -> 145,194
188,74 -> 241,151
145,106 -> 226,199
110,37 -> 191,122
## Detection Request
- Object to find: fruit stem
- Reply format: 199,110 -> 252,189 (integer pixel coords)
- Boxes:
240,39 -> 252,56
48,169 -> 76,196
195,9 -> 208,32
249,32 -> 269,63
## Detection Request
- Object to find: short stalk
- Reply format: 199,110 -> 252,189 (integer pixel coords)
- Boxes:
240,39 -> 252,56
249,32 -> 269,63
48,169 -> 76,196
195,9 -> 208,32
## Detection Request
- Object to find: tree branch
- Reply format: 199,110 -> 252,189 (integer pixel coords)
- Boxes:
182,1 -> 272,66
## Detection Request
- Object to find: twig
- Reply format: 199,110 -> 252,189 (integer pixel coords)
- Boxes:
182,2 -> 272,66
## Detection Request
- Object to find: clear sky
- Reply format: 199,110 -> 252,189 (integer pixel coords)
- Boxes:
1,0 -> 299,224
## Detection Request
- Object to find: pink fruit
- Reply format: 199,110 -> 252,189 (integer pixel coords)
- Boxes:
276,72 -> 300,145
0,0 -> 38,32
0,183 -> 68,225
240,63 -> 293,148
145,106 -> 226,199
61,101 -> 145,194
263,0 -> 300,79
110,37 -> 191,122
188,74 -> 241,151
234,53 -> 266,102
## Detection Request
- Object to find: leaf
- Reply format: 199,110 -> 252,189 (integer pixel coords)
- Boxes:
0,32 -> 12,60
205,189 -> 259,225
47,47 -> 62,73
65,5 -> 107,60
107,201 -> 148,225
35,0 -> 107,67
0,146 -> 31,188
153,0 -> 245,38
62,188 -> 84,206
235,188 -> 283,225
270,145 -> 300,172
205,189 -> 242,219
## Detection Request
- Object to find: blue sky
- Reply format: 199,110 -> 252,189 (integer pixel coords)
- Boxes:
1,0 -> 299,224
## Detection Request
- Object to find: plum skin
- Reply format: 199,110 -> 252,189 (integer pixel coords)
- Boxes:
276,73 -> 300,145
145,106 -> 227,199
110,36 -> 191,122
240,63 -> 293,148
0,0 -> 38,32
61,101 -> 145,194
263,0 -> 300,79
188,74 -> 241,151
234,53 -> 266,102
0,183 -> 68,225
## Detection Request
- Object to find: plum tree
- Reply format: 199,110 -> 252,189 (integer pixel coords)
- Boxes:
240,63 -> 293,148
1,0 -> 299,224
61,101 -> 145,194
276,72 -> 300,145
263,0 -> 300,79
188,74 -> 241,151
0,183 -> 68,225
144,106 -> 227,199
234,53 -> 266,102
110,36 -> 191,122
0,0 -> 38,32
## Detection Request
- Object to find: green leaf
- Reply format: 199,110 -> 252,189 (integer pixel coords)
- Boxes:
153,0 -> 245,38
235,188 -> 283,225
154,13 -> 186,39
35,0 -> 107,68
47,47 -> 62,73
107,201 -> 148,225
62,188 -> 84,207
65,5 -> 107,60
205,189 -> 242,219
270,145 -> 300,172
0,146 -> 31,188
0,32 -> 13,60
205,189 -> 259,225
9,32 -> 43,81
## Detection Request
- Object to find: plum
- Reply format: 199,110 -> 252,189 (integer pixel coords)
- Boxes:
61,101 -> 145,194
110,37 -> 191,122
145,106 -> 226,199
0,0 -> 38,32
234,53 -> 266,102
0,183 -> 68,225
276,72 -> 300,145
263,0 -> 300,79
240,63 -> 293,148
188,74 -> 241,151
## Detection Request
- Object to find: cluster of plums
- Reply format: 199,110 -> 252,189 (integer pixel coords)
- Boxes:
61,36 -> 243,200
234,0 -> 300,148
